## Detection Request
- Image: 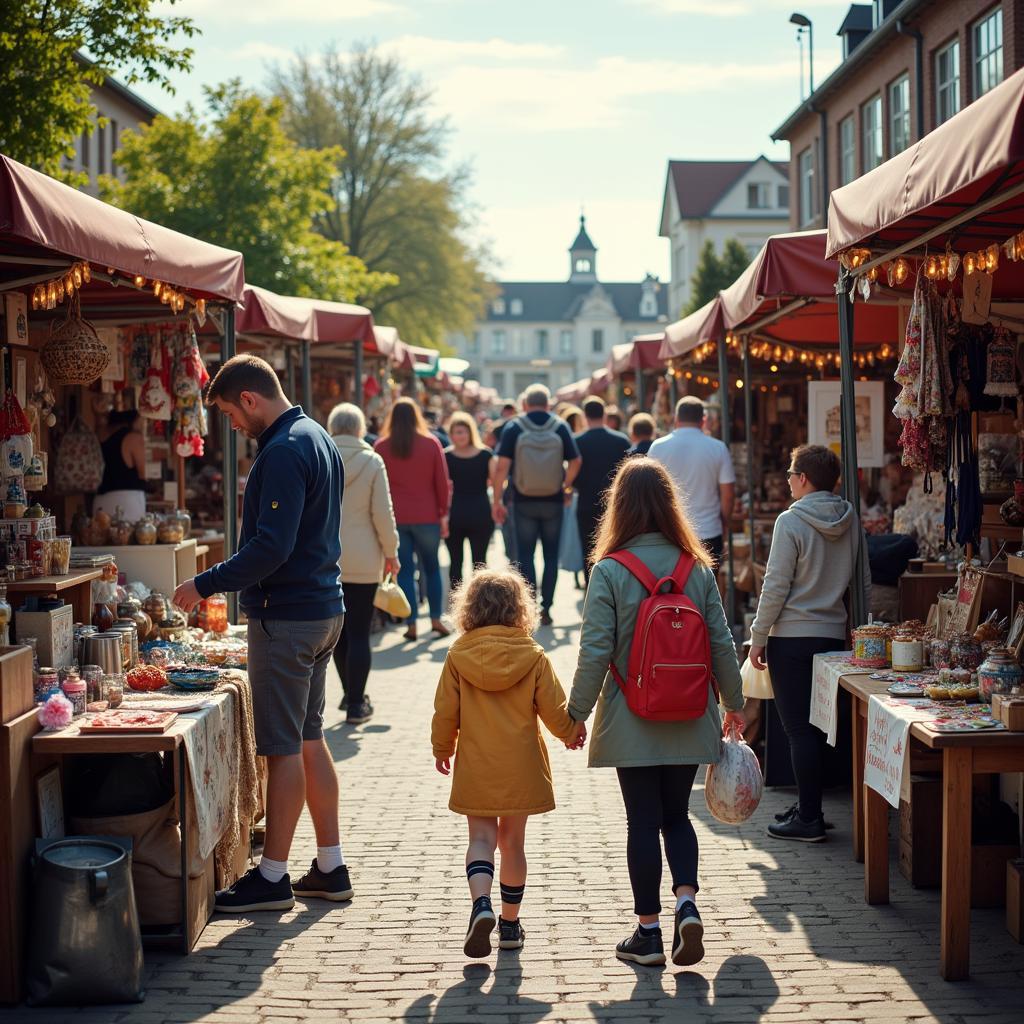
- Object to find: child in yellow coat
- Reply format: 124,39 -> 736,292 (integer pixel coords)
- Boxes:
432,569 -> 585,958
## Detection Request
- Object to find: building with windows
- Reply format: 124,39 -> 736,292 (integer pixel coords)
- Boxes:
447,217 -> 668,398
658,158 -> 790,318
773,1 -> 1021,230
63,58 -> 162,196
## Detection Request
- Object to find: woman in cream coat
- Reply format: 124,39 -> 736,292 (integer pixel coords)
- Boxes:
329,403 -> 400,725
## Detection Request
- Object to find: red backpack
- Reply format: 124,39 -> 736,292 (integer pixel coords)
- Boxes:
606,550 -> 719,721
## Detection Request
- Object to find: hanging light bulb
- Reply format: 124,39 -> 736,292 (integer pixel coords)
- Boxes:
985,244 -> 999,273
925,255 -> 939,279
964,252 -> 978,275
55,278 -> 65,302
815,356 -> 825,370
773,345 -> 782,360
72,264 -> 83,288
893,258 -> 910,285
46,281 -> 57,308
31,286 -> 41,311
64,272 -> 75,295
195,298 -> 207,319
81,262 -> 91,283
867,266 -> 879,283
947,251 -> 960,280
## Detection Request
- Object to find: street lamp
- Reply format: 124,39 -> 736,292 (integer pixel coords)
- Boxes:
790,12 -> 814,96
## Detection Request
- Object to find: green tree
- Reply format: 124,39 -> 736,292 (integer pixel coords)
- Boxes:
682,237 -> 753,316
0,1 -> 197,180
101,82 -> 395,302
270,45 -> 493,346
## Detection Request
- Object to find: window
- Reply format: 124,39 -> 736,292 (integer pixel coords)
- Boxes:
509,298 -> 523,316
80,129 -> 90,168
777,184 -> 790,208
639,291 -> 658,317
798,146 -> 816,226
574,257 -> 592,274
839,115 -> 856,184
974,8 -> 1003,98
747,183 -> 770,209
492,329 -> 506,354
936,39 -> 961,125
889,75 -> 911,154
492,298 -> 506,315
591,328 -> 604,354
512,330 -> 525,355
536,329 -> 549,356
97,123 -> 107,174
861,94 -> 883,172
466,331 -> 479,354
491,371 -> 506,395
559,329 -> 573,354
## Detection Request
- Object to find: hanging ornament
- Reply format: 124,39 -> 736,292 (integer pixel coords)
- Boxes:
983,326 -> 1019,398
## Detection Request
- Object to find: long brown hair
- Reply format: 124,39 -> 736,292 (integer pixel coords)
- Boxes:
380,397 -> 429,459
591,459 -> 712,568
451,568 -> 537,634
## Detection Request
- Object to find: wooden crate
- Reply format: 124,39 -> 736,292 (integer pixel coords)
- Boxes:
0,647 -> 33,726
899,774 -> 942,888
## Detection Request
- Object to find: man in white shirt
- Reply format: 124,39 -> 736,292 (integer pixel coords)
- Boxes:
648,396 -> 735,567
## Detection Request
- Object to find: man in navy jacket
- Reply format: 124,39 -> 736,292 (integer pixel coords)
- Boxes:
174,355 -> 352,913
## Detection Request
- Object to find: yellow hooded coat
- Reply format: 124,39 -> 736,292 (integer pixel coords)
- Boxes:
431,625 -> 577,817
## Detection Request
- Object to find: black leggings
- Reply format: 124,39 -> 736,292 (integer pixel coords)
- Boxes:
333,582 -> 378,706
446,523 -> 493,591
616,764 -> 700,916
766,635 -> 846,822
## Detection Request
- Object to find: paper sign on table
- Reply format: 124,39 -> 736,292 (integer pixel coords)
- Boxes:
809,652 -> 873,747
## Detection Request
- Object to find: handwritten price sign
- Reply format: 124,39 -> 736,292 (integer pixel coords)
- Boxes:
863,695 -> 914,809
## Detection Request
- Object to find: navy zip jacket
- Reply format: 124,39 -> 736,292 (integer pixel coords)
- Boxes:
195,406 -> 344,620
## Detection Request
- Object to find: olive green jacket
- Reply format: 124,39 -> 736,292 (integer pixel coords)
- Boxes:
568,533 -> 744,768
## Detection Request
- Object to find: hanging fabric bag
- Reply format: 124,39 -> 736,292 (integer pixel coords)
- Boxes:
54,417 -> 105,494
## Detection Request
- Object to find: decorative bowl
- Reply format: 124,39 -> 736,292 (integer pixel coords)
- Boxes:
165,668 -> 220,692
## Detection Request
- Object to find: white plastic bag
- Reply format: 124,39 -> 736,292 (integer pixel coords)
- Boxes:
705,728 -> 763,824
740,656 -> 773,699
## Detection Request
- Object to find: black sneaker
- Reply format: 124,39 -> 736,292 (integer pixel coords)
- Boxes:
464,895 -> 496,958
215,866 -> 295,913
775,802 -> 835,829
291,858 -> 353,901
671,901 -> 704,966
346,697 -> 374,726
615,926 -> 665,966
498,917 -> 525,949
540,610 -> 553,627
768,814 -> 827,843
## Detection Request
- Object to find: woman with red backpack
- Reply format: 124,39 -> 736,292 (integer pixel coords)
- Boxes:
567,459 -> 744,968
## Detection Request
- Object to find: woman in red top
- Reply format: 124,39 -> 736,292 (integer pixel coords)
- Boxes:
375,399 -> 452,641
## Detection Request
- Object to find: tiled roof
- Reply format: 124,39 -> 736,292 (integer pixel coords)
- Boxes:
666,157 -> 788,218
485,281 -> 667,323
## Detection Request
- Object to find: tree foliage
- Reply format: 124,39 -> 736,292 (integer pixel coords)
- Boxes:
270,45 -> 494,346
101,82 -> 395,302
0,0 -> 196,180
682,238 -> 753,316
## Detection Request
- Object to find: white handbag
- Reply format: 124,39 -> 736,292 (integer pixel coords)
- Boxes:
740,656 -> 773,699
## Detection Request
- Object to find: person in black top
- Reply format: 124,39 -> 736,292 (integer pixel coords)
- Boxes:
573,397 -> 630,581
487,402 -> 519,563
94,408 -> 147,521
444,412 -> 495,591
627,412 -> 656,457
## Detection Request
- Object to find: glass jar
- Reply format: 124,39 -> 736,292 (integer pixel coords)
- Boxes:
103,673 -> 124,708
109,507 -> 133,546
143,592 -> 169,623
950,632 -> 985,671
92,601 -> 115,632
199,593 -> 229,634
0,585 -> 10,647
60,674 -> 86,717
977,648 -> 1024,704
134,515 -> 157,546
928,637 -> 951,670
851,625 -> 888,668
34,666 -> 58,704
82,664 -> 105,704
174,508 -> 192,539
157,516 -> 184,544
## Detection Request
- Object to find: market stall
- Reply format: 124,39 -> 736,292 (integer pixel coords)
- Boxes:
0,153 -> 261,1003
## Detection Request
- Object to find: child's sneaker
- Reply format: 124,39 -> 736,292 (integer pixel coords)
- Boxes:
498,917 -> 525,949
615,925 -> 666,966
464,895 -> 496,958
672,901 -> 704,966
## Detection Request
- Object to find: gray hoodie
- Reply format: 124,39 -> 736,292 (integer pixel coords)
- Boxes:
749,491 -> 871,646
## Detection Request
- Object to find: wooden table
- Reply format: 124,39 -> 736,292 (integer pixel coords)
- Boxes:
7,568 -> 102,625
840,674 -> 1024,980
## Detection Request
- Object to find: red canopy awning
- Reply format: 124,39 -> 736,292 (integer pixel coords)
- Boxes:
588,367 -> 612,395
608,343 -> 634,375
371,325 -> 399,357
0,153 -> 244,304
556,378 -> 590,404
608,333 -> 667,375
659,297 -> 724,358
237,285 -> 316,340
827,66 -> 1024,261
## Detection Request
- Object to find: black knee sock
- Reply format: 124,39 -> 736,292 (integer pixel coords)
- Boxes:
500,882 -> 525,906
467,860 -> 494,883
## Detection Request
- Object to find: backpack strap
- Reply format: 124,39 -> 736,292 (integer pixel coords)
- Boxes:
670,553 -> 696,594
606,550 -> 660,595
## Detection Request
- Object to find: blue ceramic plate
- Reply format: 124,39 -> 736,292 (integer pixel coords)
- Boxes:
166,668 -> 220,692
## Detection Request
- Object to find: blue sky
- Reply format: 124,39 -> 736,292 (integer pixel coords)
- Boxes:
145,0 -> 849,283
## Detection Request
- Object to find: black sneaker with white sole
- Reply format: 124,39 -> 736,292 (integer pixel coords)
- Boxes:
464,895 -> 496,958
346,697 -> 374,726
615,926 -> 666,966
672,901 -> 704,966
775,802 -> 835,829
498,917 -> 525,949
768,814 -> 827,842
291,858 -> 354,901
215,866 -> 295,913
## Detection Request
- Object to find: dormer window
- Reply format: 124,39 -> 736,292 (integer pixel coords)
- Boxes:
747,183 -> 771,209
640,293 -> 658,317
574,258 -> 592,274
492,298 -> 506,315
509,298 -> 523,316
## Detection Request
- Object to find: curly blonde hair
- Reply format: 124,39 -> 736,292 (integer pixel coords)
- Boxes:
450,569 -> 537,634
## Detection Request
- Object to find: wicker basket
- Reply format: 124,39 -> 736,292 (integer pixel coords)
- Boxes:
41,293 -> 110,385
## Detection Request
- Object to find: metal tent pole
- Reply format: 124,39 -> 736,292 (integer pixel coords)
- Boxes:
717,339 -> 735,629
836,275 -> 867,627
635,368 -> 645,412
354,338 -> 365,411
221,305 -> 239,623
301,340 -> 313,416
742,338 -> 756,554
285,345 -> 296,400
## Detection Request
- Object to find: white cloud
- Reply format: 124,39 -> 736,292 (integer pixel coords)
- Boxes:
385,35 -> 565,64
160,0 -> 399,23
228,41 -> 296,64
634,0 -> 847,15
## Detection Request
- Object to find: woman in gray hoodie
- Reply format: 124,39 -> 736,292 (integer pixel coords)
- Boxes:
749,445 -> 870,843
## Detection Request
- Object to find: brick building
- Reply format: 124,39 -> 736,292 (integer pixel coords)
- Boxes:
773,0 -> 1023,230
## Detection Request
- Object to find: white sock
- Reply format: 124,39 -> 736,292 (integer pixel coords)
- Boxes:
258,856 -> 288,884
317,845 -> 344,873
676,893 -> 697,913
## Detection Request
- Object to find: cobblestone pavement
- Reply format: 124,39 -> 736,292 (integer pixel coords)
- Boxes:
8,564 -> 1024,1023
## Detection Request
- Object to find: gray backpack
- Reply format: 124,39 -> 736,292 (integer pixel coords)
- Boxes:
513,415 -> 565,497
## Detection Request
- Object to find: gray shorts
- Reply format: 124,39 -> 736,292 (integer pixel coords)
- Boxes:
246,614 -> 344,756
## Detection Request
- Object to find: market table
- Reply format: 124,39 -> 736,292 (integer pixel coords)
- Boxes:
6,568 -> 102,626
839,673 -> 1024,980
